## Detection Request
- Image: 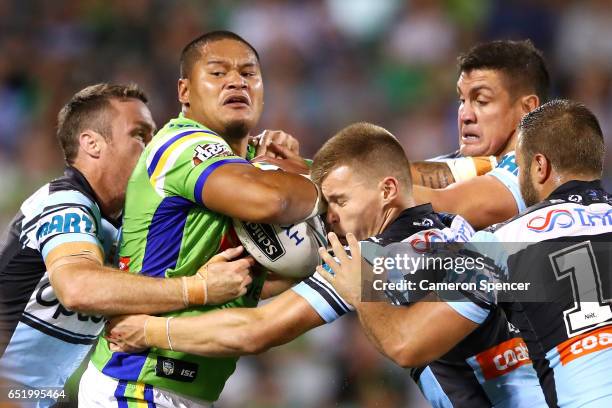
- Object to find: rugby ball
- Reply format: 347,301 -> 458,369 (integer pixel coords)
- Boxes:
232,162 -> 327,278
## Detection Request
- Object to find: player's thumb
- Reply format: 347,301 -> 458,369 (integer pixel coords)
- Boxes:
266,142 -> 294,159
209,246 -> 244,263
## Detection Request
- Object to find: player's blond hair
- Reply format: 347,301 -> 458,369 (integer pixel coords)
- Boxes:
311,122 -> 412,190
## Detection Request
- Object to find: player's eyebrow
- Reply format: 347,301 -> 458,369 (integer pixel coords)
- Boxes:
325,193 -> 346,202
135,121 -> 156,134
469,85 -> 494,96
206,60 -> 258,69
240,62 -> 258,69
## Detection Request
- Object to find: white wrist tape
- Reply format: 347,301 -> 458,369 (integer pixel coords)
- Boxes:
446,158 -> 478,182
301,174 -> 327,220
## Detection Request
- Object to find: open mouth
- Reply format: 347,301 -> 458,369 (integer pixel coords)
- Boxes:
461,133 -> 480,143
223,94 -> 250,107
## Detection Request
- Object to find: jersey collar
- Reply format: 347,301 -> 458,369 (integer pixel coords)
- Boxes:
547,179 -> 603,200
378,203 -> 439,240
166,113 -> 217,134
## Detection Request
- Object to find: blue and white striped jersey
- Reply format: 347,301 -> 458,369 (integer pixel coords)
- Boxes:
0,167 -> 119,406
450,180 -> 612,407
293,204 -> 546,408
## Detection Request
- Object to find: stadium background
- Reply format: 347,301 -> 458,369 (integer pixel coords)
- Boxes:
1,0 -> 611,407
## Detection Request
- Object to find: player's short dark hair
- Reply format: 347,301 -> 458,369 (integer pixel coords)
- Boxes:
518,99 -> 605,177
458,39 -> 550,101
311,122 -> 412,189
180,30 -> 260,79
57,83 -> 148,165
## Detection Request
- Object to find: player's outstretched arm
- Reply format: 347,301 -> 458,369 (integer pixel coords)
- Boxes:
317,232 -> 479,367
106,289 -> 325,357
410,156 -> 496,189
352,300 -> 478,367
202,163 -> 321,225
412,175 -> 518,229
47,243 -> 254,316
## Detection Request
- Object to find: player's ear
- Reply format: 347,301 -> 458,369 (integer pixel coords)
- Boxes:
178,78 -> 190,107
380,176 -> 399,203
78,130 -> 103,159
533,153 -> 550,184
520,94 -> 539,114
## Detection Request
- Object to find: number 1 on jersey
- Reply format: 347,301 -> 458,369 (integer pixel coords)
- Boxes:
550,241 -> 612,337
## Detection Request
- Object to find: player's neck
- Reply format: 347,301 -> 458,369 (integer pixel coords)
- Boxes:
496,129 -> 518,160
226,137 -> 249,158
75,163 -> 123,221
378,199 -> 414,235
541,172 -> 600,200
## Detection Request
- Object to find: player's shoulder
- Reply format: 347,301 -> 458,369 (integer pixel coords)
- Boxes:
484,192 -> 611,243
363,207 -> 475,254
144,116 -> 237,175
39,168 -> 99,214
148,115 -> 226,151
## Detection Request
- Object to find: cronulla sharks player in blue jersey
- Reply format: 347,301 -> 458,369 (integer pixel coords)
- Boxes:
322,102 -> 612,408
107,123 -> 546,408
412,40 -> 550,230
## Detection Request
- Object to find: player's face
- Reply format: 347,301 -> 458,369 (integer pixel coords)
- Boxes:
457,69 -> 526,157
102,98 -> 156,199
181,39 -> 263,138
516,136 -> 539,207
322,165 -> 386,241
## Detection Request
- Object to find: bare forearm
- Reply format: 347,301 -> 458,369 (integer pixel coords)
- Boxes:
148,293 -> 324,357
412,178 -> 518,229
256,171 -> 319,224
355,302 -> 410,360
205,167 -> 320,224
410,162 -> 455,189
355,300 -> 478,367
52,264 -> 185,316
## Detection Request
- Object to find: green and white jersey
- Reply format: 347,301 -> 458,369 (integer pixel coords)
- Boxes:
90,114 -> 265,402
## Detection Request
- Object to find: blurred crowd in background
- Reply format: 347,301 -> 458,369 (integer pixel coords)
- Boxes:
1,0 -> 612,407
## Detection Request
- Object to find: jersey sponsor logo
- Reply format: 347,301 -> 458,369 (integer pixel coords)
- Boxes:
241,222 -> 286,261
155,356 -> 198,382
557,325 -> 612,366
36,208 -> 95,240
526,206 -> 612,232
449,215 -> 475,242
527,209 -> 574,232
474,337 -> 532,380
496,153 -> 519,176
409,230 -> 444,253
192,143 -> 233,165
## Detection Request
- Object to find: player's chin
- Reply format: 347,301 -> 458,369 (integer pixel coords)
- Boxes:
459,143 -> 488,157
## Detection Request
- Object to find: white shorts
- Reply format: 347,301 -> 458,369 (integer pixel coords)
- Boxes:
78,362 -> 213,408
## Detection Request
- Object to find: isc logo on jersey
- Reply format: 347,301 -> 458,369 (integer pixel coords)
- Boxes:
233,162 -> 327,278
36,208 -> 95,240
